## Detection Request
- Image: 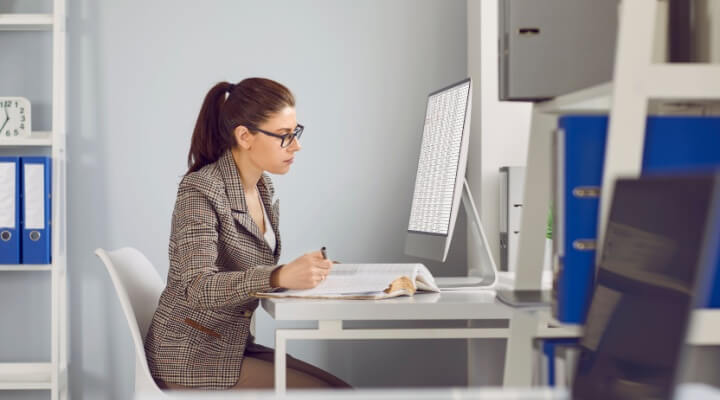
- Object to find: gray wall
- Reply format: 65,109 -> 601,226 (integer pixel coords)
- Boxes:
1,1 -> 470,399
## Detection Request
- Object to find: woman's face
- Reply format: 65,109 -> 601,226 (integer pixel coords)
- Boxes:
240,106 -> 301,175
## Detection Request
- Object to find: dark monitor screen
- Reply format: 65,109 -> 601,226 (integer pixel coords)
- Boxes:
572,175 -> 718,400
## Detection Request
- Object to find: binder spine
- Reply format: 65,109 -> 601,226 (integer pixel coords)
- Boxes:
552,128 -> 565,320
21,157 -> 52,264
0,157 -> 21,264
555,116 -> 607,324
640,116 -> 720,308
499,167 -> 509,271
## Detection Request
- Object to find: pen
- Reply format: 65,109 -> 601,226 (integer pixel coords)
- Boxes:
321,246 -> 328,260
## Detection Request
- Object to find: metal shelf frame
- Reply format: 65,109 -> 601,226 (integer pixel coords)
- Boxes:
0,2 -> 68,400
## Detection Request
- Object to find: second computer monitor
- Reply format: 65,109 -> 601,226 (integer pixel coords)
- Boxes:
405,78 -> 472,262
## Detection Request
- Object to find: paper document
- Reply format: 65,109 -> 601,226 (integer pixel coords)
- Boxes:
257,263 -> 439,300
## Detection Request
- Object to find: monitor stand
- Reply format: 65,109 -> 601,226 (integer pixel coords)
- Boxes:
445,181 -> 551,303
496,288 -> 552,307
435,179 -> 499,290
436,276 -> 495,289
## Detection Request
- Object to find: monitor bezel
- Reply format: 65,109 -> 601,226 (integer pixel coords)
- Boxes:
405,77 -> 472,262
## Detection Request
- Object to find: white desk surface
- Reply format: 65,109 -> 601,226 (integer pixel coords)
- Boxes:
260,290 -> 514,321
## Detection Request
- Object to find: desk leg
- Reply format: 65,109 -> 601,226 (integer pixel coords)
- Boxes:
274,330 -> 287,393
503,311 -> 535,387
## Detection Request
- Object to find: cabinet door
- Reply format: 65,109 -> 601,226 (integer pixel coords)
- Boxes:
499,0 -> 618,100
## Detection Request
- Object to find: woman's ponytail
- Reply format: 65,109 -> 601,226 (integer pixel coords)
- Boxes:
186,81 -> 234,174
186,78 -> 296,175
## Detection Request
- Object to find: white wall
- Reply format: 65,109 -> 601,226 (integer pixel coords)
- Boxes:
0,1 -> 472,399
467,0 -> 532,269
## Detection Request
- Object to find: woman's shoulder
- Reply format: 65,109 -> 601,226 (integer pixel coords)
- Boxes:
178,163 -> 226,199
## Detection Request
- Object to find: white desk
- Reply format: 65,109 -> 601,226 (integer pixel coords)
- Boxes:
260,286 -> 579,393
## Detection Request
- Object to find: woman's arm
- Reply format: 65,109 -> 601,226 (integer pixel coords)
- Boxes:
171,181 -> 278,310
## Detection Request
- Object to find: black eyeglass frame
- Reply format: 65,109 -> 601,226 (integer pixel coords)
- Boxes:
247,124 -> 304,148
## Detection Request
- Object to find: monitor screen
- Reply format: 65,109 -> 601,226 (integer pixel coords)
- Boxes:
407,79 -> 470,237
572,175 -> 718,400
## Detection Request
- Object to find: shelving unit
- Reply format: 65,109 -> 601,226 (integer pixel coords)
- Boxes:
512,0 -> 720,347
598,0 -> 720,252
0,1 -> 68,399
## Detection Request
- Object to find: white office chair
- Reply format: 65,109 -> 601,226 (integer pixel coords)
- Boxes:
95,247 -> 167,397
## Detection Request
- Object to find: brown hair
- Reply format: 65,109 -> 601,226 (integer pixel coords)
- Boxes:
186,77 -> 296,174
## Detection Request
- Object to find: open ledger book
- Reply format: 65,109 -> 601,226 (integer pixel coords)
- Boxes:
257,263 -> 440,300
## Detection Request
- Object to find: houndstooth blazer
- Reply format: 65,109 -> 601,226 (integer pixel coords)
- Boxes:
144,149 -> 282,389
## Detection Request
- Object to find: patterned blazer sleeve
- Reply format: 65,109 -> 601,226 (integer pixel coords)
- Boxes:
171,177 -> 276,310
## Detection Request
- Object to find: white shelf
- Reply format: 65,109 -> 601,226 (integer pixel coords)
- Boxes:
536,82 -> 613,115
0,131 -> 53,147
0,264 -> 52,271
535,82 -> 720,116
0,362 -> 52,390
0,14 -> 53,31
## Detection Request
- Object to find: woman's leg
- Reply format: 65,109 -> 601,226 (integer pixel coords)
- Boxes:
233,356 -> 331,389
246,350 -> 351,388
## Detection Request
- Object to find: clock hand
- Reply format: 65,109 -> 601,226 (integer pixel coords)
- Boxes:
0,108 -> 8,133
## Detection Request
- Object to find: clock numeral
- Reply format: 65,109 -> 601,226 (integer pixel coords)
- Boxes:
14,101 -> 18,107
19,107 -> 25,114
20,123 -> 25,129
13,129 -> 19,136
3,101 -> 10,107
20,116 -> 25,122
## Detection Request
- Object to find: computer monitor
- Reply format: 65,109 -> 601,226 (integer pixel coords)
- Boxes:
571,174 -> 720,400
405,78 -> 498,287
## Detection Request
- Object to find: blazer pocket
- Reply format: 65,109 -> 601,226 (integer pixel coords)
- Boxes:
184,318 -> 222,339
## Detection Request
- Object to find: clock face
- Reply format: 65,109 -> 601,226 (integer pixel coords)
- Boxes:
0,98 -> 31,138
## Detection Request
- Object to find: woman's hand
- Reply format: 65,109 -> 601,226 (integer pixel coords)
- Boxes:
270,250 -> 332,289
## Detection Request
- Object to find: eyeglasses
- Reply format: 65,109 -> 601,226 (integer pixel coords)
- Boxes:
247,124 -> 304,148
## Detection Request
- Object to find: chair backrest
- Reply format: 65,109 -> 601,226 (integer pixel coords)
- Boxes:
95,247 -> 165,394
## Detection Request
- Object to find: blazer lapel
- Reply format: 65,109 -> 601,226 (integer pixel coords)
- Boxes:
231,211 -> 266,247
259,174 -> 282,259
217,150 -> 267,246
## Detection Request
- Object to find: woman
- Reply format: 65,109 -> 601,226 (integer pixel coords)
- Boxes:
144,78 -> 350,390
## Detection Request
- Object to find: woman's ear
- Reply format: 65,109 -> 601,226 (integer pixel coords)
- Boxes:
234,126 -> 254,150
